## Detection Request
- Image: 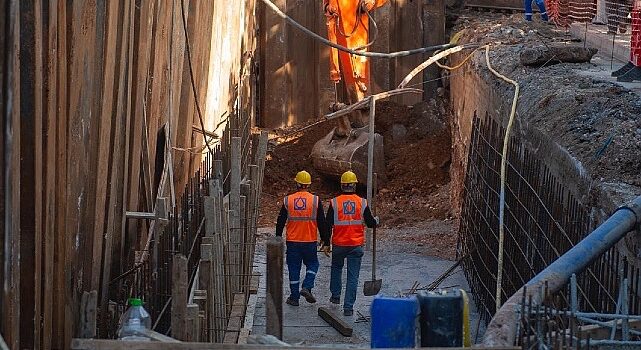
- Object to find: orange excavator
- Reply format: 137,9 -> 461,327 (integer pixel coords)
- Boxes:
311,0 -> 389,183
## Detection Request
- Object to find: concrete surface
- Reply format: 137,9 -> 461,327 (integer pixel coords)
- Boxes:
573,54 -> 641,96
249,229 -> 486,347
569,22 -> 631,63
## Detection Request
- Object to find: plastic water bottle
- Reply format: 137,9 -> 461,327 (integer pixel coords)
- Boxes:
118,298 -> 152,341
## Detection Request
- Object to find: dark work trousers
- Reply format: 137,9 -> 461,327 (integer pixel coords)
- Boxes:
285,241 -> 320,301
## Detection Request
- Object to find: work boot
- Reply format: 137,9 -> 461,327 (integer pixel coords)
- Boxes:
343,309 -> 354,316
300,288 -> 317,304
330,296 -> 340,304
286,298 -> 299,306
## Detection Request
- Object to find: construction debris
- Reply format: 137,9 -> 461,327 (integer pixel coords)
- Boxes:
519,46 -> 598,66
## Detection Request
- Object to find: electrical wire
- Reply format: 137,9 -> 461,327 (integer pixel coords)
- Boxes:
404,40 -> 521,310
180,0 -> 214,156
482,45 -> 520,311
260,0 -> 453,58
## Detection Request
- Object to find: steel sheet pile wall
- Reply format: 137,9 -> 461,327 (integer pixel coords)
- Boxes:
1,0 -> 258,348
458,116 -> 641,323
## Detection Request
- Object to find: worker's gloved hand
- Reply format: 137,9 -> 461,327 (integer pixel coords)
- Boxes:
321,245 -> 331,257
361,0 -> 376,12
374,216 -> 380,226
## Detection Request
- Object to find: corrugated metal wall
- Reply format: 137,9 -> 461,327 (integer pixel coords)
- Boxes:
0,0 -> 257,348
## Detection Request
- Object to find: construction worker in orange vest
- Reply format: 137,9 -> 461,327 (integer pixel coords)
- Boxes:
322,170 -> 378,316
276,170 -> 327,306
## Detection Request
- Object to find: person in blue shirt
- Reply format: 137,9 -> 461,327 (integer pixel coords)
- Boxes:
525,0 -> 549,22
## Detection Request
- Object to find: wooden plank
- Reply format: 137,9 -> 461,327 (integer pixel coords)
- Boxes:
230,137 -> 242,293
79,291 -> 98,338
318,307 -> 353,337
172,254 -> 188,341
391,0 -> 424,105
33,1 -> 45,347
286,0 -> 318,125
265,237 -> 283,339
100,0 -> 135,338
54,0 -> 70,347
237,328 -> 251,345
185,304 -> 200,342
242,293 -> 259,330
128,0 -> 155,254
3,1 -> 21,347
259,0 -> 288,128
370,3 -> 391,94
91,0 -> 121,295
43,0 -> 59,347
138,329 -> 181,343
224,292 -> 246,343
72,339 -> 521,350
18,1 -> 38,347
249,273 -> 260,295
422,0 -> 445,98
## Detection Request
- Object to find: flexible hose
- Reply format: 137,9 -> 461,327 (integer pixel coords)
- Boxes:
483,45 -> 520,310
259,0 -> 453,58
426,42 -> 521,311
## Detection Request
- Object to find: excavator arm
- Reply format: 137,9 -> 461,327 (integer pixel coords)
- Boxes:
311,0 -> 388,183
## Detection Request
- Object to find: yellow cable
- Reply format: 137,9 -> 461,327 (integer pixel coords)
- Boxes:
460,289 -> 472,347
432,42 -> 521,311
483,45 -> 520,310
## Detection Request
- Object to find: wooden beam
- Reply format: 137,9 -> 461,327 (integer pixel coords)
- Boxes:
54,0 -> 70,347
71,339 -> 522,350
78,291 -> 98,339
19,1 -> 38,347
223,293 -> 246,344
422,0 -> 445,98
43,0 -> 60,347
265,237 -> 283,340
318,307 -> 353,337
3,2 -> 21,348
90,0 -> 121,295
172,255 -> 188,341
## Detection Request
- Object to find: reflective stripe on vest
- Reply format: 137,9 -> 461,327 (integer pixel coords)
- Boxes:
284,191 -> 319,242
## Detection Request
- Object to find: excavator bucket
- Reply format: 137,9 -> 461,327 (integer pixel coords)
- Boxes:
310,126 -> 386,183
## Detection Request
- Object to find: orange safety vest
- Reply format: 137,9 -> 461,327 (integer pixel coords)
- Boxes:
331,194 -> 367,246
284,191 -> 320,242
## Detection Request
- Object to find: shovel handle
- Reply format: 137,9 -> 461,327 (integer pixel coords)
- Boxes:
372,225 -> 377,280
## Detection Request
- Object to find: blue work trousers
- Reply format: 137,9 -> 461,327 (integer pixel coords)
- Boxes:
330,245 -> 364,311
525,0 -> 548,21
286,241 -> 320,301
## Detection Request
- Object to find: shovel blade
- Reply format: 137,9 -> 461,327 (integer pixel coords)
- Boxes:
363,279 -> 382,296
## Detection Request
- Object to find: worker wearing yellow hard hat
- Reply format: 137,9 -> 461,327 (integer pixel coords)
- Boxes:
323,171 -> 379,316
276,170 -> 327,306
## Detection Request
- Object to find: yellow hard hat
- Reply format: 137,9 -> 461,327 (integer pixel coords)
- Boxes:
295,170 -> 312,185
340,171 -> 358,184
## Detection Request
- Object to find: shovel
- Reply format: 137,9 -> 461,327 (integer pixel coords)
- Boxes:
363,96 -> 382,296
363,225 -> 382,296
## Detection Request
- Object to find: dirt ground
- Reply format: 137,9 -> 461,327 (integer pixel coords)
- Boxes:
447,9 -> 641,189
259,98 -> 454,229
